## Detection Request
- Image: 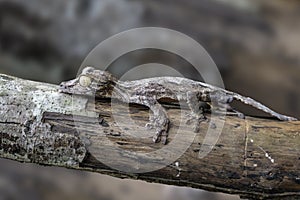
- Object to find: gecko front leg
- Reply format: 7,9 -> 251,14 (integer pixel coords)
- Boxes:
148,103 -> 170,144
134,97 -> 170,144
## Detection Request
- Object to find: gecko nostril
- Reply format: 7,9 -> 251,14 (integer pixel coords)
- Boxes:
59,84 -> 67,89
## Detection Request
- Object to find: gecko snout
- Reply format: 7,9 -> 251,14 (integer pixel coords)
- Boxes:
59,81 -> 75,93
59,82 -> 69,89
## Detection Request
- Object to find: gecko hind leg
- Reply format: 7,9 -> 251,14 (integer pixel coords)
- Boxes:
186,91 -> 208,132
217,102 -> 245,119
186,112 -> 207,133
211,93 -> 245,119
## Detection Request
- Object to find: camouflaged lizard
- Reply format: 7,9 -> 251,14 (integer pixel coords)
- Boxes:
59,67 -> 297,144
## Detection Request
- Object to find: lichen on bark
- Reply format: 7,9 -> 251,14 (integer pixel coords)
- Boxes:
0,74 -> 87,167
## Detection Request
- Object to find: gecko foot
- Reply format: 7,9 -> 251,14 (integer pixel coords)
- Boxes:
140,100 -> 170,144
227,105 -> 245,119
152,130 -> 168,144
186,114 -> 207,132
150,118 -> 169,144
229,110 -> 245,119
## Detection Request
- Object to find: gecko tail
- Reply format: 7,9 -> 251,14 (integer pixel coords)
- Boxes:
232,93 -> 297,121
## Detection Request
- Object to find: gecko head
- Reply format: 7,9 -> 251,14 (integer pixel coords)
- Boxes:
59,66 -> 117,97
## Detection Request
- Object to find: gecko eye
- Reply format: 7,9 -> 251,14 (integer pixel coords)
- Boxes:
79,75 -> 92,87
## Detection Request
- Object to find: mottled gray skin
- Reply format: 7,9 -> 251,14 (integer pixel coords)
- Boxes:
60,67 -> 297,144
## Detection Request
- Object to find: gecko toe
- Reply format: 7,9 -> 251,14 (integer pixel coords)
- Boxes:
152,130 -> 168,144
160,131 -> 168,144
152,135 -> 160,143
161,136 -> 168,145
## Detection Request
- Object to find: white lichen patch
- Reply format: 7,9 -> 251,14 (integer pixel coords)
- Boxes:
1,74 -> 88,122
0,74 -> 87,167
29,89 -> 88,121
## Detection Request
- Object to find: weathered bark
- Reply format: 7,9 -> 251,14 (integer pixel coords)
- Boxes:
0,74 -> 299,200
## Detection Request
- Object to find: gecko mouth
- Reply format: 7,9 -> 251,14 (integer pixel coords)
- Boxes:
59,81 -> 74,93
59,81 -> 95,97
59,84 -> 71,94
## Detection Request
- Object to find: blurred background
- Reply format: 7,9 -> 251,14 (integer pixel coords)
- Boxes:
0,0 -> 299,199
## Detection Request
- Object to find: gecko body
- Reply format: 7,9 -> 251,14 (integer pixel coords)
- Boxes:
60,67 -> 297,144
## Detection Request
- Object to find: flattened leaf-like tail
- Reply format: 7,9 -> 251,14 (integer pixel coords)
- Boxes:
232,93 -> 297,121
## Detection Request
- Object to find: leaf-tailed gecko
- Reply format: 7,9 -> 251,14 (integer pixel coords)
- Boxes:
59,67 -> 297,144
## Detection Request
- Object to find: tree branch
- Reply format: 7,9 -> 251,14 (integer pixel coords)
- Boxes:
0,74 -> 299,199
